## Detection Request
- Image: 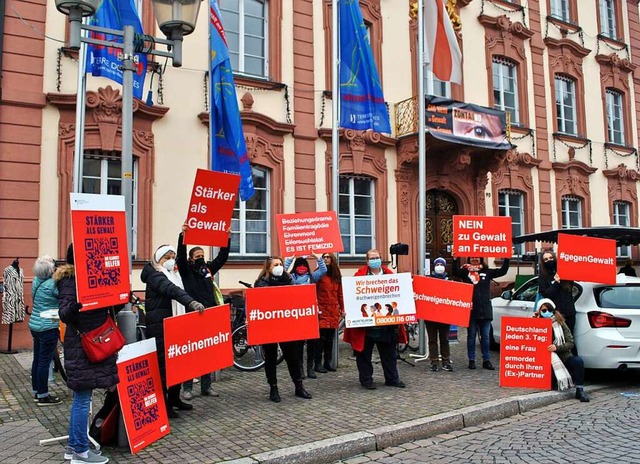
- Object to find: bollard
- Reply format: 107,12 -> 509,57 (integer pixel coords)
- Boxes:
116,304 -> 138,448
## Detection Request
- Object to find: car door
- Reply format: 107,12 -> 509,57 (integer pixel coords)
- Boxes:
492,277 -> 538,342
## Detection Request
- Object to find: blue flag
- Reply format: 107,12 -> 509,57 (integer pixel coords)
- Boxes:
86,0 -> 147,100
209,0 -> 255,202
339,0 -> 391,133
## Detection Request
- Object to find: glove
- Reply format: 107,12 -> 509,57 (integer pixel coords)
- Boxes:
189,301 -> 205,314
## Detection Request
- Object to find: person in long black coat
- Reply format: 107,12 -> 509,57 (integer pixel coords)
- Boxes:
56,244 -> 117,464
141,246 -> 203,418
537,249 -> 577,334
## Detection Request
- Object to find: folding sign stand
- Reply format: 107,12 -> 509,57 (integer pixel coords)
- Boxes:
39,394 -> 100,452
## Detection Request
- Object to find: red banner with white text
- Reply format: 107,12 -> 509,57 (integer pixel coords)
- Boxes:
453,215 -> 512,258
413,275 -> 473,327
557,233 -> 616,284
275,211 -> 344,255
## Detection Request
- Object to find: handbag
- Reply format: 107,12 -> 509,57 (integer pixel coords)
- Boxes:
79,315 -> 125,363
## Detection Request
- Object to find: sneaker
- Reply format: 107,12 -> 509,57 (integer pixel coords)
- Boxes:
429,364 -> 439,372
442,363 -> 454,372
575,388 -> 590,402
65,448 -> 102,461
482,360 -> 495,370
468,360 -> 476,370
182,391 -> 193,400
384,380 -> 406,388
201,388 -> 220,397
70,450 -> 108,464
361,382 -> 377,390
35,393 -> 59,403
37,394 -> 62,406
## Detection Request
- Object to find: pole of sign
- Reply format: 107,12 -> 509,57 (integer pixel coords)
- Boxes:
331,0 -> 340,369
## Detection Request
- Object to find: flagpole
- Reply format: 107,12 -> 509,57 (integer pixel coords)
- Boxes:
417,0 -> 427,356
331,0 -> 340,369
72,21 -> 88,193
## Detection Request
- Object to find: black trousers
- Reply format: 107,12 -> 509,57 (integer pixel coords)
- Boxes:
315,328 -> 335,366
355,337 -> 399,385
296,339 -> 319,370
263,341 -> 301,386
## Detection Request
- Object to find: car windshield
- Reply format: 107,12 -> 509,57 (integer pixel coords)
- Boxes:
594,285 -> 640,309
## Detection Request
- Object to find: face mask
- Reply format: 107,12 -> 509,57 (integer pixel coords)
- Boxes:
434,265 -> 445,275
194,257 -> 205,267
162,259 -> 175,271
540,310 -> 554,319
295,266 -> 308,276
272,265 -> 284,277
544,260 -> 556,271
368,258 -> 382,270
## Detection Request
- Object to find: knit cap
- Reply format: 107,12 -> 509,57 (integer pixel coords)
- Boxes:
434,257 -> 446,267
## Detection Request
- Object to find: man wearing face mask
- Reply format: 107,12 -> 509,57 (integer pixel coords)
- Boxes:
176,223 -> 230,400
344,249 -> 406,390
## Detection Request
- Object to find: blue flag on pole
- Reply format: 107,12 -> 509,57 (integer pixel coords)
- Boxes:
86,0 -> 147,100
209,0 -> 255,201
339,0 -> 391,133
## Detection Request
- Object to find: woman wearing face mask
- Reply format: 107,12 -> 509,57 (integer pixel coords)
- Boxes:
425,257 -> 453,372
534,299 -> 589,402
254,256 -> 312,402
343,249 -> 406,390
315,253 -> 344,373
283,254 -> 327,379
141,245 -> 204,418
538,249 -> 577,334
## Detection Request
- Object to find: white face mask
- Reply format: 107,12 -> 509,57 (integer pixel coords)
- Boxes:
434,265 -> 445,274
271,265 -> 284,277
162,259 -> 175,271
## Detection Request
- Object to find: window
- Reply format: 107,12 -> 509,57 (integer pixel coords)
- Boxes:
339,176 -> 375,256
82,150 -> 138,257
550,0 -> 570,22
606,89 -> 625,145
599,0 -> 617,39
561,196 -> 582,229
493,58 -> 519,125
555,76 -> 577,135
613,201 -> 631,257
426,71 -> 450,98
498,190 -> 524,255
220,0 -> 268,77
230,166 -> 269,255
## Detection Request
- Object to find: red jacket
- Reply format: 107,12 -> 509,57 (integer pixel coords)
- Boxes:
343,264 -> 407,352
316,274 -> 343,329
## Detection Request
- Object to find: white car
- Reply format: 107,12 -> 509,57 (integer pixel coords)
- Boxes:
491,274 -> 640,370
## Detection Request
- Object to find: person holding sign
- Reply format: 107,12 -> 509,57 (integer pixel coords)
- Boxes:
534,299 -> 589,402
177,223 -> 230,399
254,256 -> 312,402
426,257 -> 453,372
343,250 -> 406,390
538,250 -> 577,334
142,245 -> 205,419
315,253 -> 344,372
453,255 -> 510,370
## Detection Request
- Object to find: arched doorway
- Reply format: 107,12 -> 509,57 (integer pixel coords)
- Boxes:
426,189 -> 458,265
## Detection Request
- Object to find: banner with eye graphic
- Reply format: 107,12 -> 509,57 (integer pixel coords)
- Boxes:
424,96 -> 513,150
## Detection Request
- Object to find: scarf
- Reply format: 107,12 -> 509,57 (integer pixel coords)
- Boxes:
161,267 -> 186,317
551,320 -> 574,391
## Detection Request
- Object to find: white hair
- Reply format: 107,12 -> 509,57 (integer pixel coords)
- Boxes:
33,255 -> 55,279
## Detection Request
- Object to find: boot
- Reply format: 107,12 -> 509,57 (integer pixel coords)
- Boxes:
294,380 -> 312,399
170,398 -> 194,411
269,384 -> 281,403
314,363 -> 328,373
482,360 -> 495,370
575,387 -> 590,402
299,366 -> 306,380
167,406 -> 179,419
307,365 -> 317,379
324,362 -> 336,372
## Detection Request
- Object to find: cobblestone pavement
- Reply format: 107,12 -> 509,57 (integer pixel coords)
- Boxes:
0,333 -> 635,464
334,386 -> 640,464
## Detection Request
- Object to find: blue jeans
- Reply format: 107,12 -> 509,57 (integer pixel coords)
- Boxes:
467,319 -> 491,362
31,329 -> 59,397
68,389 -> 92,454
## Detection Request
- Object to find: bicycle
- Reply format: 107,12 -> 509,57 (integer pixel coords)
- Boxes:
228,281 -> 284,371
397,322 -> 420,353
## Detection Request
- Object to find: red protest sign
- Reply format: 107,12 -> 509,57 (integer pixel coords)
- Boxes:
116,339 -> 170,454
276,211 -> 344,255
413,276 -> 473,327
70,193 -> 131,311
183,169 -> 240,247
245,285 -> 320,345
163,304 -> 233,387
557,233 -> 616,284
453,215 -> 512,258
499,317 -> 552,390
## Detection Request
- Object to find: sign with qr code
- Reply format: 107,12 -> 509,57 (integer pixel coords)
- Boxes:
117,338 -> 170,453
70,193 -> 131,311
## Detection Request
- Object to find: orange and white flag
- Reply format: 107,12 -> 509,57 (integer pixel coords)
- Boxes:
424,0 -> 462,84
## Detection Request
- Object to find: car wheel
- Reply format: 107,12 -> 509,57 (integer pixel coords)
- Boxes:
489,325 -> 500,352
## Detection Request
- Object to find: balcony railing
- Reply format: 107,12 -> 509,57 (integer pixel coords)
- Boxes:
395,96 -> 418,138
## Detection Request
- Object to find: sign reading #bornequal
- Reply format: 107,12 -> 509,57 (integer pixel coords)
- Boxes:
453,215 -> 512,258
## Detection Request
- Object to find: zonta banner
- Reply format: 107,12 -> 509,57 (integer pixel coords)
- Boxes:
557,233 -> 617,284
116,338 -> 169,454
499,317 -> 552,390
245,284 -> 320,345
425,96 -> 513,150
70,193 -> 130,311
413,275 -> 473,327
183,169 -> 240,247
343,273 -> 416,328
163,304 -> 233,387
275,211 -> 344,255
453,215 -> 512,258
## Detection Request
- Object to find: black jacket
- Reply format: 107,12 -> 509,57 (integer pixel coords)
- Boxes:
176,233 -> 229,308
55,265 -> 119,392
453,259 -> 510,320
254,273 -> 293,288
141,263 -> 195,375
538,273 -> 576,327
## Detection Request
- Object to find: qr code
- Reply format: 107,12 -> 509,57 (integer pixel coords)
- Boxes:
127,377 -> 160,431
84,237 -> 121,289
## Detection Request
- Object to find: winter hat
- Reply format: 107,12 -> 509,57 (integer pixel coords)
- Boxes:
434,257 -> 446,267
66,243 -> 74,265
154,245 -> 176,263
536,298 -> 556,311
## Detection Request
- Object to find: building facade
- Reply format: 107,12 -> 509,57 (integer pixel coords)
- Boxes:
2,0 -> 640,347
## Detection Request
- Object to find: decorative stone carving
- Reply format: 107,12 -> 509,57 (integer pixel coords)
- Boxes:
241,92 -> 254,111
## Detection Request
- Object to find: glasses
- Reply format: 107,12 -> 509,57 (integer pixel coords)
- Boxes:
540,308 -> 553,313
322,255 -> 331,260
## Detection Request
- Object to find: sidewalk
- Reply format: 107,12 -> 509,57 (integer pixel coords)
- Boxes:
0,333 -> 595,464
